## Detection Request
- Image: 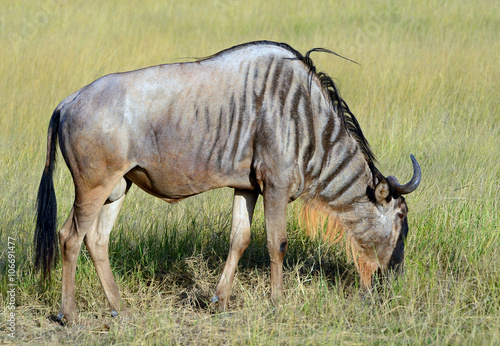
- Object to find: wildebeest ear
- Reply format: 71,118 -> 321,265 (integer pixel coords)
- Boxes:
375,178 -> 390,205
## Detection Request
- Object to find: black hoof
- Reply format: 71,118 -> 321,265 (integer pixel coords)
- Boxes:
211,295 -> 219,303
111,310 -> 118,317
49,312 -> 66,326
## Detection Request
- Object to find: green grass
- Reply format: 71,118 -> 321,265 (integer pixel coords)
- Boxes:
1,0 -> 499,344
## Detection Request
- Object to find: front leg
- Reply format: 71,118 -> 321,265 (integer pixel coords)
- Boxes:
262,185 -> 289,303
214,189 -> 258,310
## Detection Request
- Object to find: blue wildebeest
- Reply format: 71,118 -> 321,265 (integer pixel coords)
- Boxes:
35,41 -> 421,323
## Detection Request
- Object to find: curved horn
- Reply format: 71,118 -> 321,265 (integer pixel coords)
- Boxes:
386,154 -> 421,195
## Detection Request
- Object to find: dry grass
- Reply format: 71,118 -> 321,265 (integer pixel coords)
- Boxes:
1,0 -> 499,344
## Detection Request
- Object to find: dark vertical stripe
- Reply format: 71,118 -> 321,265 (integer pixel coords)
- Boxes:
204,105 -> 211,130
279,69 -> 295,154
332,165 -> 364,200
320,117 -> 346,173
253,57 -> 275,116
300,91 -> 316,175
269,60 -> 285,101
318,145 -> 359,193
229,63 -> 251,167
288,86 -> 303,159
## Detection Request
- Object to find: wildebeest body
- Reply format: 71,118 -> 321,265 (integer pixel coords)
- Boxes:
35,41 -> 420,324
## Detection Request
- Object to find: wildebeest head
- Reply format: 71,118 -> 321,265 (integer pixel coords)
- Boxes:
301,155 -> 421,289
352,155 -> 421,288
387,196 -> 409,274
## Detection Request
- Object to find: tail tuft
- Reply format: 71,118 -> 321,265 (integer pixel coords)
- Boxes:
34,109 -> 60,281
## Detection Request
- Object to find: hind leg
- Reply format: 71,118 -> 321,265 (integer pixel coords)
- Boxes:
58,208 -> 79,323
83,178 -> 130,316
58,190 -> 105,323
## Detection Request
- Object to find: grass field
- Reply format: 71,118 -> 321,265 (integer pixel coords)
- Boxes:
1,0 -> 499,344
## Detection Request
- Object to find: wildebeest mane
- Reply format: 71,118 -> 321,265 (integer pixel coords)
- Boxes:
297,47 -> 377,168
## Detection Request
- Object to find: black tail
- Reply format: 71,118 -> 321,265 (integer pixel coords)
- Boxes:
34,108 -> 60,281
